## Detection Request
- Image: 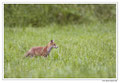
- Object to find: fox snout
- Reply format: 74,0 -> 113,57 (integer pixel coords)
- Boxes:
54,46 -> 58,48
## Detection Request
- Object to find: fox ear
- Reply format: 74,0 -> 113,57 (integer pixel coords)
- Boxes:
51,40 -> 54,43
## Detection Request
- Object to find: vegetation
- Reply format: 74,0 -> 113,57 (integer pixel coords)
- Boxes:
4,4 -> 116,78
4,4 -> 116,27
4,22 -> 116,78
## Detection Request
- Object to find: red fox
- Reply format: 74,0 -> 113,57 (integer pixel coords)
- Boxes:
24,40 -> 58,57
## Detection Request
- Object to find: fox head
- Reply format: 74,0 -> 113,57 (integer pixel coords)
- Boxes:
48,40 -> 58,49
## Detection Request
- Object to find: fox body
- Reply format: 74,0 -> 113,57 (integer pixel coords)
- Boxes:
24,40 -> 58,57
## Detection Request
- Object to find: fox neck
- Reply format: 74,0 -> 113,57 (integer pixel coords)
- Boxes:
46,45 -> 53,54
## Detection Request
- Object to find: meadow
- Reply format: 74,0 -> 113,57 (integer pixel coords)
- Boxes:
4,21 -> 116,78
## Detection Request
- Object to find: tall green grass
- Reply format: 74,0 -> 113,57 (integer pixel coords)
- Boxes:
4,22 -> 116,78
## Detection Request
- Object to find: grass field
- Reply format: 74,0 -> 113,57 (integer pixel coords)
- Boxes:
4,22 -> 116,78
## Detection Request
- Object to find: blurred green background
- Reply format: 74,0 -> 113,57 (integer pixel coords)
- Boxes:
4,4 -> 116,27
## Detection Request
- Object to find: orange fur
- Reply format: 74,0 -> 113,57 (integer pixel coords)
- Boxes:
24,40 -> 58,57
